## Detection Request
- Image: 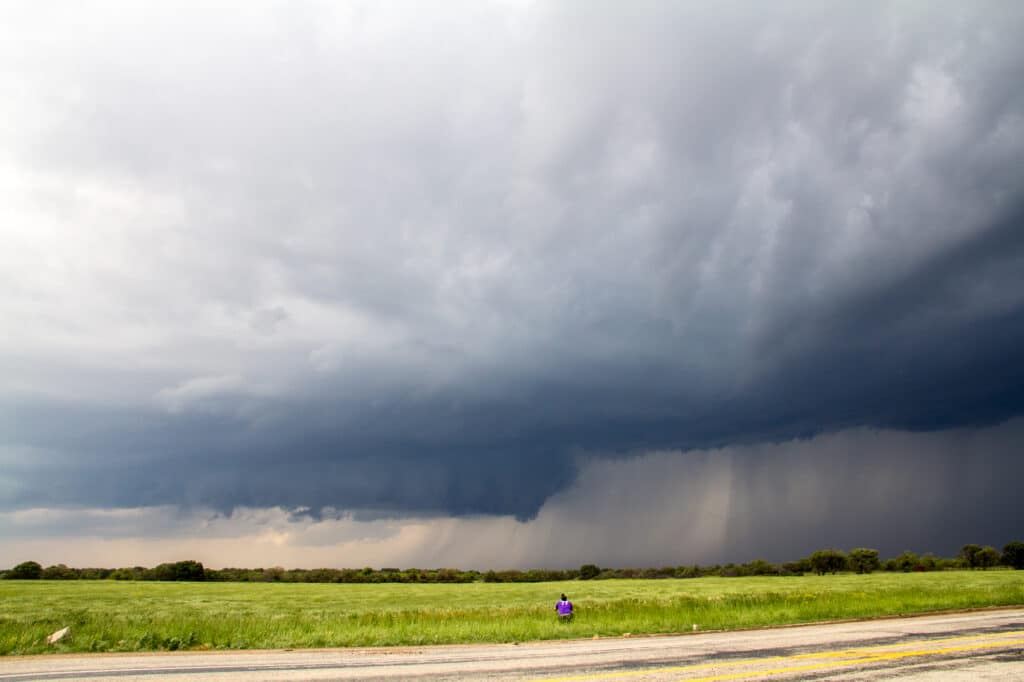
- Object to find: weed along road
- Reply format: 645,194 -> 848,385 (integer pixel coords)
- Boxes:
2,609 -> 1022,681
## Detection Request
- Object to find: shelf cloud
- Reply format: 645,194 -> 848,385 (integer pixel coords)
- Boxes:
2,1 -> 1023,565
2,420 -> 1020,568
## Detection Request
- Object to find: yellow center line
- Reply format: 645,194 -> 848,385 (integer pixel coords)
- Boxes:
787,628 -> 1024,660
533,630 -> 1024,682
677,638 -> 1024,682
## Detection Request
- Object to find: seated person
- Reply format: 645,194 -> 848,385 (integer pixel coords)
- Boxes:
555,593 -> 574,619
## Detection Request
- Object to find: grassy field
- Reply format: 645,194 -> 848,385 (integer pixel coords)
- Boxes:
2,571 -> 1022,655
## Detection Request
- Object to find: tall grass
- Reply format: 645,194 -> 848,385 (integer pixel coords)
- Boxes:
2,571 -> 1022,655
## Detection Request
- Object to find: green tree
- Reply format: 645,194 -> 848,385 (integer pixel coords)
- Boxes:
782,558 -> 810,575
1003,541 -> 1024,569
149,560 -> 206,581
975,546 -> 1000,570
745,559 -> 777,576
261,566 -> 285,582
848,548 -> 881,574
959,544 -> 984,569
6,561 -> 43,579
579,564 -> 601,580
41,564 -> 77,580
895,550 -> 919,572
808,549 -> 847,575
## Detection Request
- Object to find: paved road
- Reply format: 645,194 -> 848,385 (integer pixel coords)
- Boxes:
3,609 -> 1023,681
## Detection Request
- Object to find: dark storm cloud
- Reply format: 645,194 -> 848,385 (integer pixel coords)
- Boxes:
2,2 -> 1024,523
3,420 -> 1022,569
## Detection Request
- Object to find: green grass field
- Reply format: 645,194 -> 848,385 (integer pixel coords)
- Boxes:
2,571 -> 1022,655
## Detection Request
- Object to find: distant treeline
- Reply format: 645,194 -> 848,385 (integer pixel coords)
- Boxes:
4,542 -> 1023,582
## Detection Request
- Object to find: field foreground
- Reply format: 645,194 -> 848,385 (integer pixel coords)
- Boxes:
1,571 -> 1022,656
3,609 -> 1023,680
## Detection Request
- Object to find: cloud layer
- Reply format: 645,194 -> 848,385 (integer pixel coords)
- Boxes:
3,420 -> 1020,569
2,2 -> 1024,538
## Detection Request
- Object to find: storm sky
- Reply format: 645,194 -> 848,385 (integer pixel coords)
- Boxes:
2,1 -> 1023,569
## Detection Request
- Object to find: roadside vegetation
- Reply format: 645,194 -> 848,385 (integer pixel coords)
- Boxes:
1,569 -> 1022,655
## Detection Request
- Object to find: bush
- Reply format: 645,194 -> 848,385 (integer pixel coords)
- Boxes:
745,559 -> 778,576
111,567 -> 146,580
783,558 -> 811,575
579,564 -> 600,580
42,564 -> 78,580
780,561 -> 806,576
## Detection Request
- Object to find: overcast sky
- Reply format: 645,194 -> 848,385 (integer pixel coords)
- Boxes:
2,1 -> 1023,569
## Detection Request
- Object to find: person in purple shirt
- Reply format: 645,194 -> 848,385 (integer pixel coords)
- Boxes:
555,593 -> 574,620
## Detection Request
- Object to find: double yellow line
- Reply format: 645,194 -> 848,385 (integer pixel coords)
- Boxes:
536,629 -> 1024,681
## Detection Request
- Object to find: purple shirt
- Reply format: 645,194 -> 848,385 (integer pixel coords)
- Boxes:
556,599 -> 573,615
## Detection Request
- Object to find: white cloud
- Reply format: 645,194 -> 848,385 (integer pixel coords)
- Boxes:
2,1 -> 1021,407
1,1 -> 1023,525
154,374 -> 247,414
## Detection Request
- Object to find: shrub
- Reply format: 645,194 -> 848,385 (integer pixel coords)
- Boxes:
780,561 -> 806,576
111,567 -> 146,580
42,564 -> 78,580
783,558 -> 811,574
745,559 -> 778,576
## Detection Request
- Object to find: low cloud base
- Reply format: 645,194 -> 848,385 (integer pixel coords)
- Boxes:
3,419 -> 1020,570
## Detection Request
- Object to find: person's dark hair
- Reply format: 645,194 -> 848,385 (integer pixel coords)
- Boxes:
561,593 -> 567,600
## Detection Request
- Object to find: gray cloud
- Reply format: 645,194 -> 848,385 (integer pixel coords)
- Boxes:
2,2 -> 1024,535
3,420 -> 1021,569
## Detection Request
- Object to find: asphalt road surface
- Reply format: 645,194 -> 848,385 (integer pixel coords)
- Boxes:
3,609 -> 1022,681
